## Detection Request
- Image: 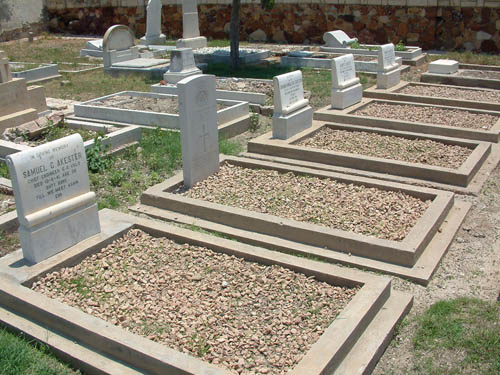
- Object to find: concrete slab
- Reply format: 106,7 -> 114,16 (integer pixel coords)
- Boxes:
364,81 -> 500,112
319,45 -> 426,66
421,68 -> 500,90
73,91 -> 250,138
314,98 -> 500,143
0,208 -> 412,374
138,155 -> 466,275
247,121 -> 491,188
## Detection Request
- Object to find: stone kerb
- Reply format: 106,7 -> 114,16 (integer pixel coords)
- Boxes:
331,54 -> 362,109
0,50 -> 12,83
178,74 -> 219,188
163,48 -> 201,84
6,134 -> 100,263
323,30 -> 357,48
140,0 -> 166,45
272,70 -> 313,140
377,44 -> 400,89
102,25 -> 139,68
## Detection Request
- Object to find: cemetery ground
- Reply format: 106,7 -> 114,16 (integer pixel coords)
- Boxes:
0,35 -> 499,374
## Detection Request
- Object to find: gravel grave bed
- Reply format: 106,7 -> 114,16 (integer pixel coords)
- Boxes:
181,164 -> 431,241
296,127 -> 473,168
399,84 -> 500,103
86,95 -> 226,114
32,228 -> 359,375
456,69 -> 500,80
162,78 -> 274,97
353,102 -> 499,130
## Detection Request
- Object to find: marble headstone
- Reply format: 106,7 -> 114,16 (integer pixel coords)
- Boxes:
176,0 -> 207,49
102,25 -> 140,68
428,59 -> 459,75
331,54 -> 362,109
163,48 -> 201,83
272,70 -> 313,140
140,0 -> 166,45
178,74 -> 219,188
323,30 -> 358,48
377,43 -> 400,89
6,134 -> 100,263
0,50 -> 12,83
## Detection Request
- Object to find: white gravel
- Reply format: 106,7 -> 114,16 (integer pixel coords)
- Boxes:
399,84 -> 500,103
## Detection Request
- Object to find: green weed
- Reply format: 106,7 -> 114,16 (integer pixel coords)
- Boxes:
0,161 -> 9,179
219,138 -> 243,155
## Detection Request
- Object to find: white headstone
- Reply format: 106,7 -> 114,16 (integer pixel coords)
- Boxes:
331,54 -> 359,89
103,25 -> 139,68
377,43 -> 400,89
331,54 -> 362,109
0,50 -> 12,83
176,0 -> 207,49
323,30 -> 358,48
163,48 -> 201,83
428,59 -> 459,75
178,74 -> 219,188
140,0 -> 166,45
272,71 -> 313,139
6,134 -> 100,263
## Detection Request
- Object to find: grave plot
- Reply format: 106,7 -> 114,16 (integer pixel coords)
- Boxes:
73,91 -> 250,138
421,65 -> 500,90
136,156 -> 470,284
9,62 -> 61,83
152,77 -> 272,107
320,45 -> 425,66
364,81 -> 500,112
247,121 -> 494,192
0,122 -> 141,159
314,98 -> 500,143
280,51 -> 410,74
193,47 -> 271,65
0,209 -> 412,375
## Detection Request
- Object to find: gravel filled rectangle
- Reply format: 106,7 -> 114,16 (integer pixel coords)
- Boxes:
421,69 -> 500,90
141,156 -> 455,267
314,98 -> 500,143
364,82 -> 500,112
0,209 -> 411,375
247,122 -> 491,187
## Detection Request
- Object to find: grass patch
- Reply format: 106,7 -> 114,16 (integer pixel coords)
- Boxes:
428,51 -> 500,66
413,297 -> 500,374
0,161 -> 9,179
219,137 -> 244,155
208,39 -> 231,48
1,35 -> 89,65
0,327 -> 79,375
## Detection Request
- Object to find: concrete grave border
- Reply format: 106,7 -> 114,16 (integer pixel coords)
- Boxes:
58,62 -> 103,74
364,81 -> 500,112
10,62 -> 61,84
247,121 -> 491,188
73,91 -> 250,138
193,49 -> 271,65
0,208 -> 412,375
136,155 -> 470,284
314,98 -> 500,143
319,45 -> 425,66
421,68 -> 500,90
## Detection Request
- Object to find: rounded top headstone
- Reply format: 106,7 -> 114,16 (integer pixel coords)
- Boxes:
103,25 -> 135,52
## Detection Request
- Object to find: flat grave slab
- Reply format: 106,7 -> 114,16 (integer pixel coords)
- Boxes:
319,44 -> 425,66
73,91 -> 250,138
314,98 -> 500,143
152,77 -> 272,108
247,120 -> 492,189
136,155 -> 470,284
0,208 -> 412,375
10,62 -> 61,83
364,81 -> 500,112
421,65 -> 500,90
280,52 -> 409,74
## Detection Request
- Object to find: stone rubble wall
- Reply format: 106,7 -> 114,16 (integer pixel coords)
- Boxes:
44,0 -> 500,52
0,0 -> 47,42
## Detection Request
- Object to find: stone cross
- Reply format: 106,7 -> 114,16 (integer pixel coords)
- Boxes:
182,0 -> 201,39
0,50 -> 12,83
178,74 -> 219,188
141,0 -> 166,45
6,134 -> 100,263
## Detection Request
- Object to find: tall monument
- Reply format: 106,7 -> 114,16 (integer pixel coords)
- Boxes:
176,0 -> 207,49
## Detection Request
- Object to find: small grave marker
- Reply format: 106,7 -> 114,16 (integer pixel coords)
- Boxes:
323,30 -> 358,48
273,71 -> 312,139
178,74 -> 219,187
377,43 -> 400,89
102,25 -> 139,68
331,54 -> 362,109
163,48 -> 201,83
428,59 -> 459,75
140,0 -> 166,45
6,134 -> 100,263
